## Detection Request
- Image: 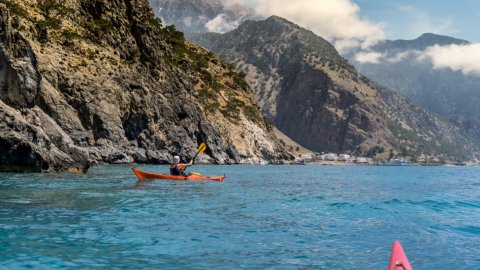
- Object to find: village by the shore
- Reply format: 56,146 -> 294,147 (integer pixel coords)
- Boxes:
295,153 -> 480,167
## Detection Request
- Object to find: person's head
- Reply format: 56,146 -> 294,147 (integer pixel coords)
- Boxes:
173,155 -> 180,164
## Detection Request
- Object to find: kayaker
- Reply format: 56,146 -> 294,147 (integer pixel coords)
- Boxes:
170,156 -> 193,176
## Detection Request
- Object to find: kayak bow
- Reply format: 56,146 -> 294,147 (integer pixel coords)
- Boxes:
132,167 -> 225,182
388,241 -> 413,270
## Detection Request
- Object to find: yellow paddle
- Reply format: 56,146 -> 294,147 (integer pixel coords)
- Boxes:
192,143 -> 207,163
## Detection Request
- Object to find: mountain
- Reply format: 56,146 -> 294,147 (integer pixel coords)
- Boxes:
192,16 -> 399,157
191,17 -> 480,161
373,33 -> 468,51
347,33 -> 480,120
0,0 -> 292,172
378,85 -> 480,162
148,0 -> 258,33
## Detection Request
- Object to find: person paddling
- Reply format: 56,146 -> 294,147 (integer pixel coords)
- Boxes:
170,156 -> 193,176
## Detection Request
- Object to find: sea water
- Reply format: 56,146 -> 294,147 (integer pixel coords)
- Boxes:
0,165 -> 479,269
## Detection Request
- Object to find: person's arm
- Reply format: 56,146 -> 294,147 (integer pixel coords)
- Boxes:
180,160 -> 193,170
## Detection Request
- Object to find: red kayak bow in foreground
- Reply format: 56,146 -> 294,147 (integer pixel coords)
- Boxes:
388,241 -> 413,270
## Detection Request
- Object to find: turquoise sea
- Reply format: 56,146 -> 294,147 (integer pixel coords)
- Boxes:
1,165 -> 479,269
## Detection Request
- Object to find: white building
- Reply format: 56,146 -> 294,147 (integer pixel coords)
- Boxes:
356,157 -> 368,164
324,153 -> 338,161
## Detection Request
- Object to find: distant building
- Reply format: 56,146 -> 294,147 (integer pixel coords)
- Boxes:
338,154 -> 351,161
301,154 -> 313,162
356,157 -> 368,164
324,153 -> 338,161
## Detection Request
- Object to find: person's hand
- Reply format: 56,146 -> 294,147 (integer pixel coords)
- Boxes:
188,159 -> 193,165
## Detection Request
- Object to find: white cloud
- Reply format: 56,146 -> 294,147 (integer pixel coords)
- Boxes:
387,51 -> 411,63
205,14 -> 241,33
354,50 -> 419,64
354,51 -> 384,64
420,44 -> 480,75
234,0 -> 386,52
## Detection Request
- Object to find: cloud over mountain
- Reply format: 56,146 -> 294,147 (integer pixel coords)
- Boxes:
240,0 -> 386,51
354,51 -> 384,64
205,14 -> 242,33
420,44 -> 480,75
353,43 -> 480,77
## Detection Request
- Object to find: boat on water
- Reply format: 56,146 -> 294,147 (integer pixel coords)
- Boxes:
132,167 -> 225,182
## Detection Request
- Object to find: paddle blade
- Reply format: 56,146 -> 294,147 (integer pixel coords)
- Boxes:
197,143 -> 207,154
192,143 -> 207,163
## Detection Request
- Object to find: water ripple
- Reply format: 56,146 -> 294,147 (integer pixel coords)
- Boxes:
1,165 -> 480,269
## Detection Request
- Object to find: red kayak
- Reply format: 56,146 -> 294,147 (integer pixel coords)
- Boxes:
132,167 -> 225,182
388,241 -> 413,270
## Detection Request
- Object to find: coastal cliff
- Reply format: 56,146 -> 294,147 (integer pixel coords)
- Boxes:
0,0 -> 292,172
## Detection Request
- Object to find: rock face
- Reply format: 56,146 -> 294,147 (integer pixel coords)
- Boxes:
192,16 -> 398,157
0,0 -> 292,172
148,0 -> 258,33
378,86 -> 480,161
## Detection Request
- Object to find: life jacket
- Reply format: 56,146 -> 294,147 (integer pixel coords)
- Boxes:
170,164 -> 184,176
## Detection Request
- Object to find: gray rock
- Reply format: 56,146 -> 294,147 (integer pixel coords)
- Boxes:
0,1 -> 292,173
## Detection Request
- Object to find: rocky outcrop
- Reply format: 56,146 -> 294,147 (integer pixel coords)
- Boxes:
192,16 -> 398,158
0,1 -> 292,172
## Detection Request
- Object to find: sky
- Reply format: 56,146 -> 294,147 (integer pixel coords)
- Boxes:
355,0 -> 480,42
228,0 -> 480,75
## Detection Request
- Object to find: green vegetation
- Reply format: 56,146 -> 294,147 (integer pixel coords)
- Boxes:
81,48 -> 98,60
205,101 -> 221,113
232,71 -> 249,90
4,0 -> 27,17
221,98 -> 243,120
148,17 -> 163,29
161,25 -> 187,59
388,120 -> 469,161
129,47 -> 140,61
243,105 -> 262,122
366,145 -> 385,157
35,0 -> 74,41
61,29 -> 83,46
38,0 -> 74,17
197,88 -> 217,100
61,29 -> 82,40
83,19 -> 113,36
36,17 -> 62,30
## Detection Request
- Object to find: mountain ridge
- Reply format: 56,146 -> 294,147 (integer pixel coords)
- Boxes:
193,16 -> 399,158
375,33 -> 469,51
348,33 -> 480,121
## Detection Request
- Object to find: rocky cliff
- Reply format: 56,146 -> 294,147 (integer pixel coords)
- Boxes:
192,16 -> 399,158
0,0 -> 292,172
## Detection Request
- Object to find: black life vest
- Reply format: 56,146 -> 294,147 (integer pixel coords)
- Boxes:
170,164 -> 183,175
